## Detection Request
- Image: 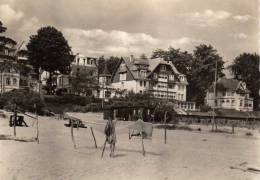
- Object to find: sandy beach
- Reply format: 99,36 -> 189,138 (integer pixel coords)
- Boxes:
0,112 -> 260,180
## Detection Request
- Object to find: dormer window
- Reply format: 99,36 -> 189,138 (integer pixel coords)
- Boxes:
140,70 -> 146,78
161,65 -> 166,71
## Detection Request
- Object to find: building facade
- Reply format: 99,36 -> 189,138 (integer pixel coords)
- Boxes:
56,54 -> 98,94
205,78 -> 253,112
109,56 -> 195,111
0,38 -> 20,93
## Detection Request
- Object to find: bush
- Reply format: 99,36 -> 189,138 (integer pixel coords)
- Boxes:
0,89 -> 45,114
44,94 -> 92,106
200,105 -> 212,112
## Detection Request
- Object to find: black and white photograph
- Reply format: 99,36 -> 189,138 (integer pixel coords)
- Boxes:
0,0 -> 259,179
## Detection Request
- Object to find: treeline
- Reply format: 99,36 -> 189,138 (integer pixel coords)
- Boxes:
97,46 -> 260,111
1,21 -> 259,110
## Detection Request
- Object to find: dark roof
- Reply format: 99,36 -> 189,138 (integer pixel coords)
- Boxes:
133,58 -> 149,65
100,61 -> 111,77
208,78 -> 249,93
121,56 -> 186,83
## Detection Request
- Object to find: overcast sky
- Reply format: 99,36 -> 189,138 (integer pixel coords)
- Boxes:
0,0 -> 259,71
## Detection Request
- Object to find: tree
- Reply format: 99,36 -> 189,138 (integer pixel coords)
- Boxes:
189,44 -> 225,106
230,53 -> 260,110
151,47 -> 192,75
26,26 -> 73,94
140,53 -> 148,60
97,56 -> 121,76
70,70 -> 98,96
0,21 -> 17,55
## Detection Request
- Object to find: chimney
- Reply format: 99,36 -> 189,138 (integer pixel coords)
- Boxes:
130,55 -> 134,62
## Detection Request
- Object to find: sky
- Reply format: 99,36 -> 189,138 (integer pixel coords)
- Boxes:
0,0 -> 259,74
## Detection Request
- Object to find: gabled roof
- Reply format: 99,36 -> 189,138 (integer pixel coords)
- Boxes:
208,78 -> 250,93
117,56 -> 184,80
147,58 -> 181,75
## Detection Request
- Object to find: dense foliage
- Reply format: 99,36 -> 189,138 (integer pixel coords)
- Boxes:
27,26 -> 74,94
0,89 -> 45,113
152,45 -> 225,106
230,53 -> 260,110
70,70 -> 98,95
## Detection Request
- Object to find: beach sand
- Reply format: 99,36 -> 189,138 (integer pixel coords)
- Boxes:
0,112 -> 259,180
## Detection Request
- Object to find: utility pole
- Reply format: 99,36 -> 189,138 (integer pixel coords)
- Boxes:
212,60 -> 218,131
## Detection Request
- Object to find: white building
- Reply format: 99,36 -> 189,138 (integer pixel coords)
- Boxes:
109,56 -> 196,111
56,54 -> 98,94
205,78 -> 253,112
0,39 -> 20,93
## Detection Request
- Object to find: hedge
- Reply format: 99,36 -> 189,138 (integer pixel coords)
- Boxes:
0,89 -> 45,114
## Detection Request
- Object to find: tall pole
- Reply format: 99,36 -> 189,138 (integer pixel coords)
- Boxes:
102,77 -> 104,109
166,73 -> 169,101
212,60 -> 218,131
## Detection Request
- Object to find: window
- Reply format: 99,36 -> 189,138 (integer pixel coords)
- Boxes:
153,73 -> 157,79
144,81 -> 146,87
13,78 -> 17,86
77,58 -> 80,64
105,91 -> 111,98
240,100 -> 243,106
140,70 -> 146,78
169,75 -> 174,81
6,78 -> 10,85
161,65 -> 166,71
120,73 -> 126,81
140,81 -> 143,86
87,59 -> 90,64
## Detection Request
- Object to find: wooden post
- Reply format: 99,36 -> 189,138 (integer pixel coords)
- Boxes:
77,120 -> 79,131
71,120 -> 76,148
35,104 -> 39,143
129,128 -> 131,139
164,111 -> 167,144
164,127 -> 167,144
13,104 -> 17,137
90,127 -> 97,148
101,139 -> 107,158
141,131 -> 145,157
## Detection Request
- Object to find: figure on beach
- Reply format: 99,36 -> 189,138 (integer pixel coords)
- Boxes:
103,116 -> 117,157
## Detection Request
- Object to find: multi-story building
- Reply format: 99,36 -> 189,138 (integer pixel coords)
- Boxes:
109,55 -> 196,111
205,78 -> 253,112
56,53 -> 98,94
0,38 -> 20,93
